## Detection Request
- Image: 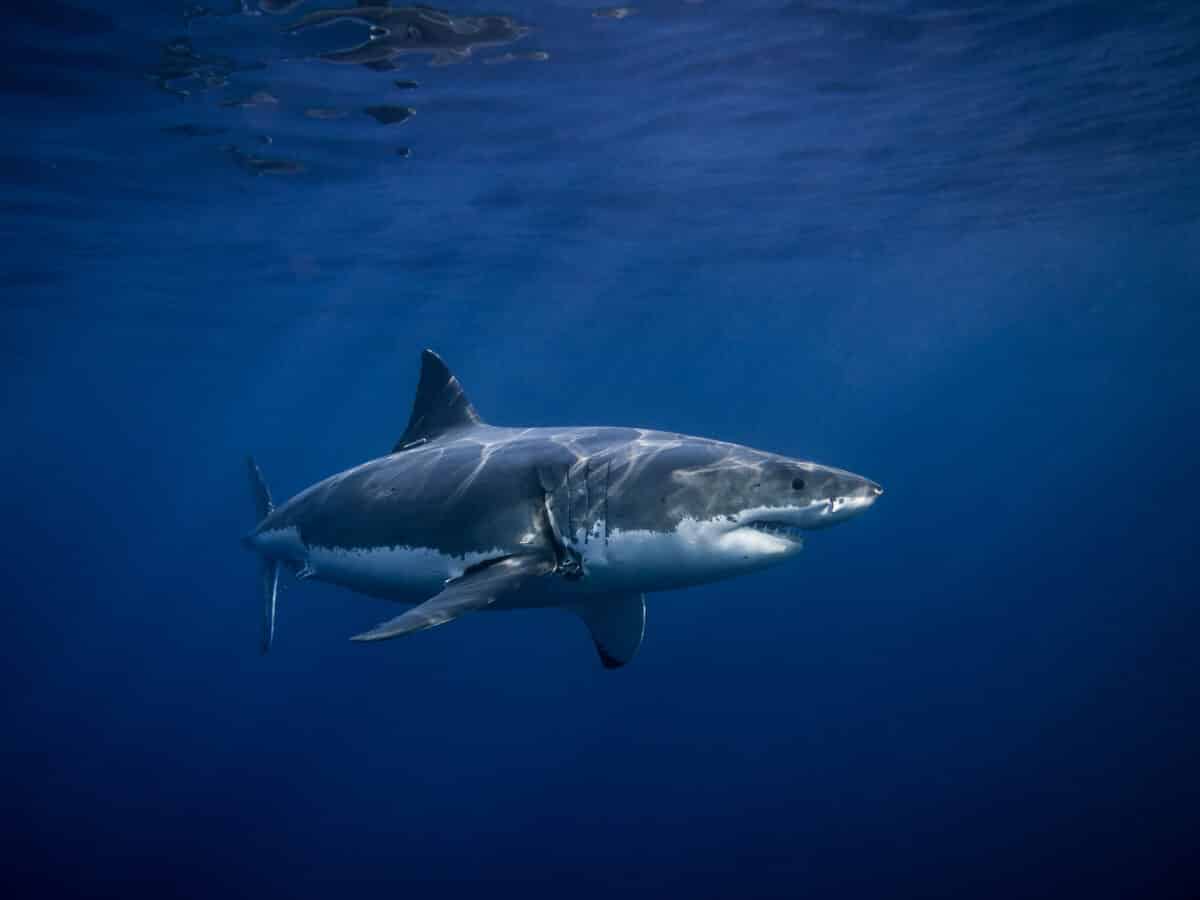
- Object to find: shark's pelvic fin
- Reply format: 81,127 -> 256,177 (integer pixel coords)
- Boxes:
350,553 -> 553,642
393,349 -> 483,452
573,593 -> 646,669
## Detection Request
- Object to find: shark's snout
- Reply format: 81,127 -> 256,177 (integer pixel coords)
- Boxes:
839,474 -> 883,513
790,471 -> 883,530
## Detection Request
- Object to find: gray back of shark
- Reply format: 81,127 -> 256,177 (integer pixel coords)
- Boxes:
244,350 -> 883,668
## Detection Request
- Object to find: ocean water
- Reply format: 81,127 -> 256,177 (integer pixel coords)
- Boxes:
3,1 -> 1199,897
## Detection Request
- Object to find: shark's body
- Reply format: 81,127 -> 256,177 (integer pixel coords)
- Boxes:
244,351 -> 882,668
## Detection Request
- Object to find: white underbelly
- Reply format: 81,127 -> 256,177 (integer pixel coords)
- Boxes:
569,518 -> 800,592
306,543 -> 510,597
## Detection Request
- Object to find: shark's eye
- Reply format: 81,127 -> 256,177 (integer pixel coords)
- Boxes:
792,477 -> 805,491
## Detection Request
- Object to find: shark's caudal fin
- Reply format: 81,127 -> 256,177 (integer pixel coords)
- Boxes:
393,349 -> 483,452
246,456 -> 280,654
257,555 -> 280,655
247,456 -> 273,521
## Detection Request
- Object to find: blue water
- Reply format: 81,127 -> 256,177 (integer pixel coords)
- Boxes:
4,2 -> 1199,897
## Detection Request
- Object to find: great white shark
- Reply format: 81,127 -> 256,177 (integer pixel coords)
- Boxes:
244,350 -> 883,668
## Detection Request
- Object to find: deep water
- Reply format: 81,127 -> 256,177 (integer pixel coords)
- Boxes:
3,2 -> 1199,898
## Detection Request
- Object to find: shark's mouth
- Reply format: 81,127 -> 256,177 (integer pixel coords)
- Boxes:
744,520 -> 806,543
736,492 -> 880,536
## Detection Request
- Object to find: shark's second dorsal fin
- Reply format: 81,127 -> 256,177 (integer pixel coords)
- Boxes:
393,349 -> 483,452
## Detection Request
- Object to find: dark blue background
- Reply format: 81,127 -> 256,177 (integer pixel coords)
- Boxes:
3,2 -> 1198,897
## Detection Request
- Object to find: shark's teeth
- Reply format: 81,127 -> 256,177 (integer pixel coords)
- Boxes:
746,521 -> 804,541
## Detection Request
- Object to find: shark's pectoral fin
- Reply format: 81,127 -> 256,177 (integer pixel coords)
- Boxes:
572,593 -> 646,669
350,553 -> 554,643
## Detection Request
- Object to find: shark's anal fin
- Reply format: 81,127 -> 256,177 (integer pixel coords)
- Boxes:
393,350 -> 483,453
350,553 -> 554,643
573,593 -> 646,669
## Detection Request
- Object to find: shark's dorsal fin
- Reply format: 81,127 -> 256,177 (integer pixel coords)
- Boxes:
393,349 -> 483,452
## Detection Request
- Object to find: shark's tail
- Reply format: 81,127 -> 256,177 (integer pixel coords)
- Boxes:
246,456 -> 280,654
